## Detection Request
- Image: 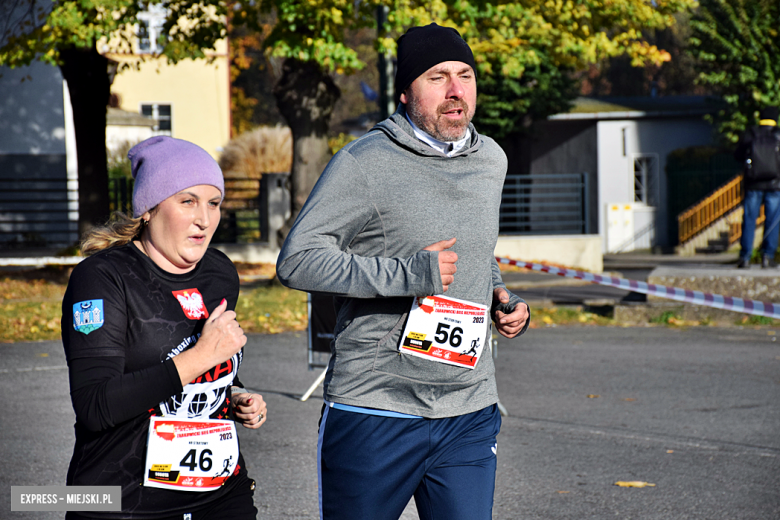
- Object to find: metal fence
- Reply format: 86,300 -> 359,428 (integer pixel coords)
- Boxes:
113,173 -> 591,240
3,170 -> 588,249
0,175 -> 79,249
214,179 -> 263,243
667,168 -> 741,245
499,173 -> 590,235
108,177 -> 134,215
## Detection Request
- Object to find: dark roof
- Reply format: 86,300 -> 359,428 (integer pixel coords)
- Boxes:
549,96 -> 724,121
106,107 -> 155,127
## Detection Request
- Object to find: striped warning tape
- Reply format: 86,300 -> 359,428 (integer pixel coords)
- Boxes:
496,257 -> 780,320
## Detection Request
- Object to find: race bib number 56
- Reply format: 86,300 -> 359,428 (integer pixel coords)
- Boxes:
399,295 -> 489,369
144,418 -> 239,492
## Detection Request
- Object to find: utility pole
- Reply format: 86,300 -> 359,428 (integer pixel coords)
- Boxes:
376,5 -> 395,120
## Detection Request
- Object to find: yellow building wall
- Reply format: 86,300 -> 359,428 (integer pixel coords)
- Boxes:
108,45 -> 230,160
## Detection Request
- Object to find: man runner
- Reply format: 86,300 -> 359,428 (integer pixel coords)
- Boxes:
277,23 -> 530,520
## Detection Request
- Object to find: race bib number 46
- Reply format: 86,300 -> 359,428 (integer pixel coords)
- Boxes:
144,418 -> 238,492
399,295 -> 489,369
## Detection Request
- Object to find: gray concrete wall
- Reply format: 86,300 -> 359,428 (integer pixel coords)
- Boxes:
494,234 -> 603,272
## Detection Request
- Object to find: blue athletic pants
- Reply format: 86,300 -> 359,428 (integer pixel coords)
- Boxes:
318,404 -> 501,520
741,189 -> 780,261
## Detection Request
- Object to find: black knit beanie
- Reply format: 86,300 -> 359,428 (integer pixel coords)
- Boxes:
394,23 -> 476,104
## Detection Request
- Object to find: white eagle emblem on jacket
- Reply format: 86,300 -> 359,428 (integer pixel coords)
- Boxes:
175,290 -> 208,319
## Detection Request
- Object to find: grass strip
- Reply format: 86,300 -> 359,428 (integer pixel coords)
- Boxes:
1,268 -> 776,343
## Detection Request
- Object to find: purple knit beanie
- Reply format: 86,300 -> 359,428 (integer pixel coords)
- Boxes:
129,136 -> 225,217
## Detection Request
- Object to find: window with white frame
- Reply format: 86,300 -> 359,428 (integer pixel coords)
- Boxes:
141,104 -> 172,135
632,154 -> 659,206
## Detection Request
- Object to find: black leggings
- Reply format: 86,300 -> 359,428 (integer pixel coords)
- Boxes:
64,476 -> 257,520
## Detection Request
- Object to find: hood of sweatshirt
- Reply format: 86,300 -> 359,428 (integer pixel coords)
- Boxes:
369,103 -> 484,158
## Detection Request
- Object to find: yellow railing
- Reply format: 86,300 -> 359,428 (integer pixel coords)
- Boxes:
728,205 -> 765,244
678,173 -> 765,245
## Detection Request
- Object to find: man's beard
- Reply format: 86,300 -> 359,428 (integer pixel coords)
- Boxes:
406,97 -> 473,142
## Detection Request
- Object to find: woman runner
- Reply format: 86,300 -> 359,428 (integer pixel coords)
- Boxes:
61,136 -> 265,519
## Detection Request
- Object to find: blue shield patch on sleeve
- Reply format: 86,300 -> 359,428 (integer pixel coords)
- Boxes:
73,299 -> 105,335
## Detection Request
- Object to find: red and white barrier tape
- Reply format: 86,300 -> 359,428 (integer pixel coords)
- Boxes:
496,257 -> 780,321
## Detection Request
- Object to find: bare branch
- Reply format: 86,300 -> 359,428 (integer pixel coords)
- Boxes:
0,0 -> 48,45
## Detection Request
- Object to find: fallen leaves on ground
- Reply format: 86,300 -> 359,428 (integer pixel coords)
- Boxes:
2,262 -> 777,342
667,316 -> 701,326
1,276 -> 66,342
0,302 -> 63,342
1,277 -> 65,302
740,314 -> 778,326
529,306 -> 613,328
237,284 -> 307,334
614,481 -> 656,488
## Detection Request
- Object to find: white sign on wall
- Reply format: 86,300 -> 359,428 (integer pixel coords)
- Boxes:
606,203 -> 657,253
606,203 -> 634,253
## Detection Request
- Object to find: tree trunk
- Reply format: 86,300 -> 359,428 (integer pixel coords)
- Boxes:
59,46 -> 111,238
273,58 -> 340,244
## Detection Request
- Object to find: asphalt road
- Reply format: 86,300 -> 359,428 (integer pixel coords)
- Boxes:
500,268 -> 652,305
2,326 -> 779,519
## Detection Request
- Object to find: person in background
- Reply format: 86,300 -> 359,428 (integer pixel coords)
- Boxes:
735,106 -> 780,268
277,23 -> 529,520
62,136 -> 266,519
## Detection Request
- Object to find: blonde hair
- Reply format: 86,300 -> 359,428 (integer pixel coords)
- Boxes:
80,212 -> 146,256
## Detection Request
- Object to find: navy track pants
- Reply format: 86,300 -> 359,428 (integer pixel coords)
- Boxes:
318,404 -> 501,520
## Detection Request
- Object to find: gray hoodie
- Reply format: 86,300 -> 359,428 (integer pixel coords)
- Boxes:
276,106 -> 526,418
